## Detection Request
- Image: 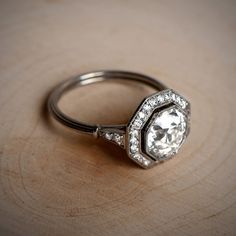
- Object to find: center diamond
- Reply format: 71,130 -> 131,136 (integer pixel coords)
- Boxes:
145,106 -> 187,160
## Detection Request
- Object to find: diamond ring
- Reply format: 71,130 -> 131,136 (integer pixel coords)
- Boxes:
48,71 -> 191,169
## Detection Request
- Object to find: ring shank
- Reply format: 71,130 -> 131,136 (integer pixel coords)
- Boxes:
47,70 -> 167,136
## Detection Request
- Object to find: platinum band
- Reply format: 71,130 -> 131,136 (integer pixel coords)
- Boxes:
48,70 -> 167,137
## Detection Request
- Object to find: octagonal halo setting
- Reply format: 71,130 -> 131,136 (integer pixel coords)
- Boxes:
126,89 -> 190,169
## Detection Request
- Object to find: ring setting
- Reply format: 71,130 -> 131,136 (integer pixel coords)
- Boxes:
126,89 -> 190,168
48,71 -> 191,169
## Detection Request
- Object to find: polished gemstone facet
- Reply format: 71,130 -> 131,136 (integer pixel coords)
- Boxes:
145,107 -> 187,159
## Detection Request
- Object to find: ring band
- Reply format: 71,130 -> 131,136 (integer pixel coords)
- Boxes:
48,70 -> 191,169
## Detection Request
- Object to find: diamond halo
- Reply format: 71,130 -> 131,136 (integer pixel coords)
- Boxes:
126,89 -> 190,168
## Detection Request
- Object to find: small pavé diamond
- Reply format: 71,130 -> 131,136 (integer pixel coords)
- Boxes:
119,135 -> 125,146
130,137 -> 138,145
133,119 -> 142,128
105,133 -> 113,140
143,159 -> 150,166
102,132 -> 125,147
184,101 -> 188,109
176,96 -> 181,104
143,104 -> 151,113
133,153 -> 141,160
113,134 -> 121,145
135,155 -> 150,166
181,99 -> 186,109
149,98 -> 157,107
130,129 -> 139,138
130,144 -> 138,154
138,111 -> 145,120
171,93 -> 176,101
164,93 -> 170,101
158,95 -> 164,103
137,155 -> 143,162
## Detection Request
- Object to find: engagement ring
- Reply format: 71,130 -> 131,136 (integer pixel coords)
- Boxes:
48,71 -> 191,169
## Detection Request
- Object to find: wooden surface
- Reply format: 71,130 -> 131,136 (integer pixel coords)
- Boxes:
0,0 -> 236,235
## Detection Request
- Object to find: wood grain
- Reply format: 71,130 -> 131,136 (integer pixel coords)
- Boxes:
0,0 -> 236,235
